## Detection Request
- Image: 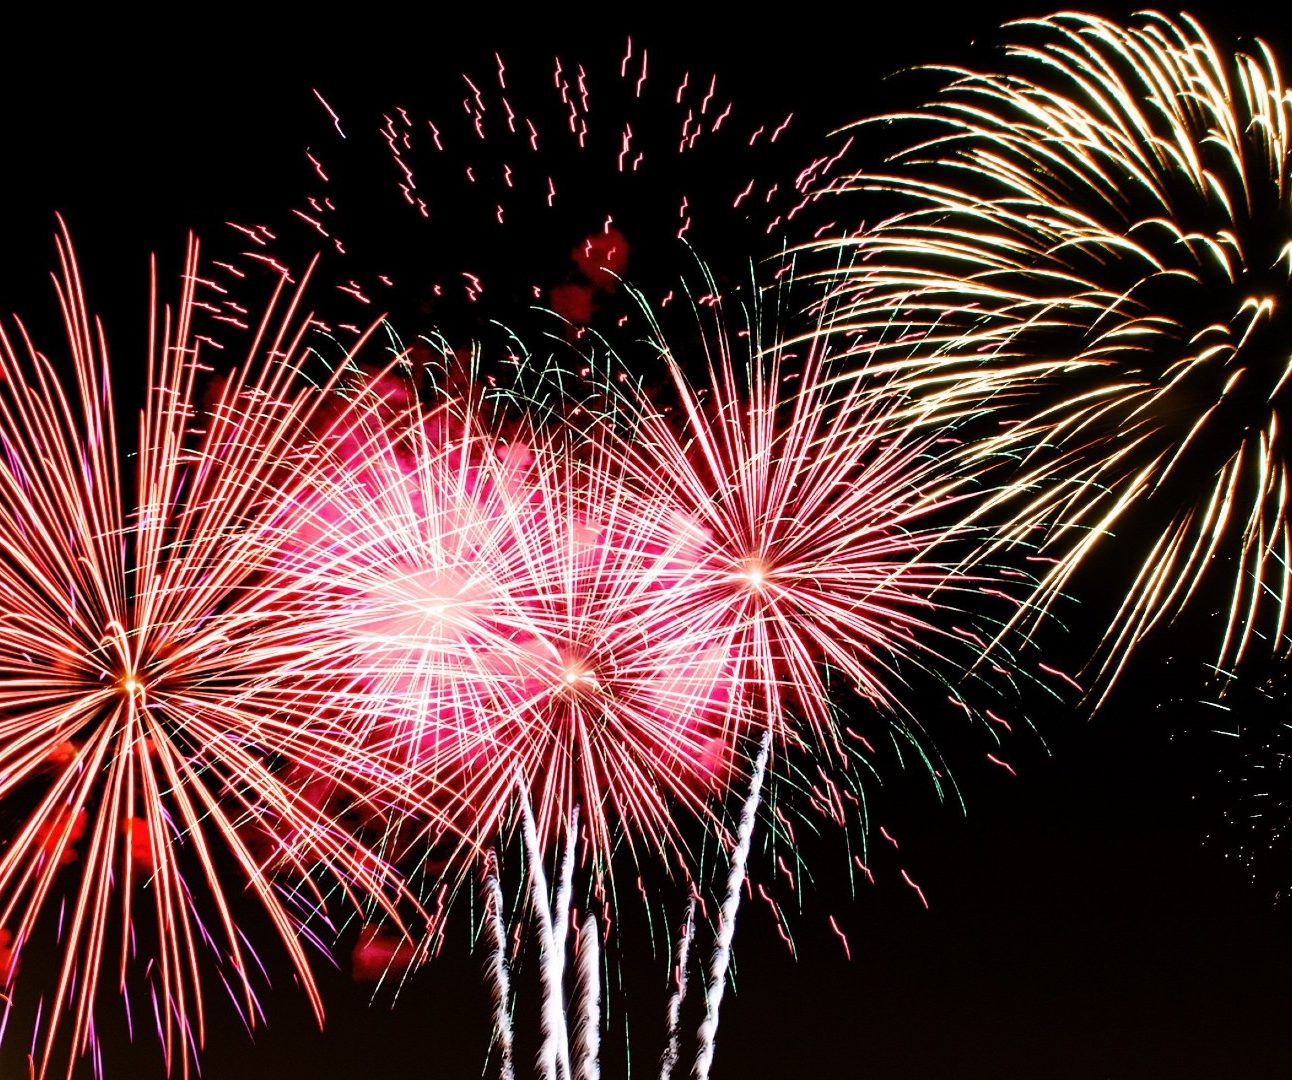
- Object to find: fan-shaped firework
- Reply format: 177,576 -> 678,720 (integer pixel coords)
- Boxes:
817,11 -> 1292,693
0,225 -> 414,1078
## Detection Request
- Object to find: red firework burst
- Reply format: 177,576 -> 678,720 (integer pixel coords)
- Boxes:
256,257 -> 1022,903
0,224 -> 414,1078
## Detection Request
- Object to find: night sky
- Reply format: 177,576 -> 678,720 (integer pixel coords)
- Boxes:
2,6 -> 1291,1078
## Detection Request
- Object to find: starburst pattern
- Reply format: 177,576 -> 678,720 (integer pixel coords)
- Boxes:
252,253 -> 1025,908
582,263 -> 1007,765
0,225 -> 412,1078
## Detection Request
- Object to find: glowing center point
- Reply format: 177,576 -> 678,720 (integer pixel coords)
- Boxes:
740,561 -> 769,591
121,676 -> 144,696
560,665 -> 597,692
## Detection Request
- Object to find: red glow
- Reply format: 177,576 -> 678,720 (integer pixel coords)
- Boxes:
351,925 -> 418,983
572,226 -> 629,288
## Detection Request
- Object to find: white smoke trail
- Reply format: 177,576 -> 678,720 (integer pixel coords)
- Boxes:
554,805 -> 580,964
480,852 -> 516,1080
658,897 -> 696,1080
520,796 -> 572,1080
573,913 -> 601,1080
692,729 -> 772,1080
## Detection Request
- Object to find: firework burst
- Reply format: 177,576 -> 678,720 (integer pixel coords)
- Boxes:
515,260 -> 1041,1073
817,11 -> 1292,694
577,260 -> 1010,770
0,224 -> 414,1078
258,345 -> 746,891
251,253 -> 1037,1027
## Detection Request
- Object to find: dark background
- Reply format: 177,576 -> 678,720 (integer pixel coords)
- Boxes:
1,6 -> 1290,1078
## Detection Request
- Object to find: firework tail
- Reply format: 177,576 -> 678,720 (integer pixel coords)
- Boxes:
658,897 -> 696,1080
481,853 -> 516,1080
551,806 -> 581,1080
693,729 -> 771,1080
554,805 -> 580,968
520,794 -> 572,1080
573,913 -> 601,1080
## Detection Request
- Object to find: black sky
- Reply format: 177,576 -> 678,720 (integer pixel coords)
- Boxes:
1,6 -> 1291,1079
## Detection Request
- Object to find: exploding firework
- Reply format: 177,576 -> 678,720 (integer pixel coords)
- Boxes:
460,261 -> 1041,1076
255,343 -> 746,891
576,261 -> 1020,776
170,32 -> 1048,1074
816,11 -> 1292,695
243,256 -> 1040,1080
0,224 -> 416,1078
268,253 -> 1034,880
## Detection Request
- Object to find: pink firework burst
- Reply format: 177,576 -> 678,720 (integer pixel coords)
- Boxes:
259,348 -> 744,885
0,224 -> 415,1078
572,263 -> 1012,772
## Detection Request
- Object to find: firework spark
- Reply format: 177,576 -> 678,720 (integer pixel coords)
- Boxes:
1173,661 -> 1292,904
0,224 -> 413,1078
211,35 -> 845,348
817,11 -> 1292,695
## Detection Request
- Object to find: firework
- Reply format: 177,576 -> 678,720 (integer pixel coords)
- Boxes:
0,224 -> 415,1078
256,345 -> 748,893
208,33 -> 1044,1060
548,265 -> 1025,1075
269,247 -> 1024,880
239,250 -> 1032,1080
817,11 -> 1292,695
580,261 -> 1005,766
448,256 -> 1037,1079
